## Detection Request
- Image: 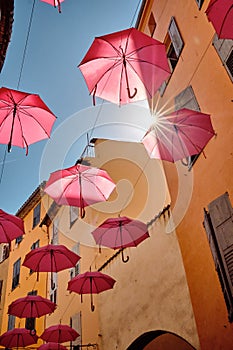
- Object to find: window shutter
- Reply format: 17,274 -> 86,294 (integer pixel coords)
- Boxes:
213,35 -> 233,81
203,209 -> 219,268
175,85 -> 200,111
168,17 -> 184,57
70,243 -> 80,279
52,218 -> 59,245
70,312 -> 81,346
208,193 -> 233,296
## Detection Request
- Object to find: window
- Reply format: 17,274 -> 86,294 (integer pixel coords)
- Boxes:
70,312 -> 81,347
195,0 -> 204,9
70,243 -> 80,280
148,12 -> 156,37
30,240 -> 39,274
32,202 -> 41,228
70,206 -> 79,228
50,272 -> 57,304
159,17 -> 184,95
213,35 -> 233,82
12,258 -> 21,290
175,85 -> 201,169
15,235 -> 23,245
25,290 -> 37,331
203,192 -> 233,322
0,280 -> 3,302
52,217 -> 59,245
2,244 -> 9,261
8,314 -> 15,330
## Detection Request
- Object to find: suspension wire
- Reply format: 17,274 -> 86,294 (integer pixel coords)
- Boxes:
0,0 -> 36,185
78,0 -> 144,163
130,0 -> 143,27
17,0 -> 36,90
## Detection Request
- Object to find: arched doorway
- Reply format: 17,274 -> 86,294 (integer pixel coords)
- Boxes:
127,330 -> 197,350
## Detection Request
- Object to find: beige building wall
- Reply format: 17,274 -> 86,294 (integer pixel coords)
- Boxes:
45,139 -> 200,349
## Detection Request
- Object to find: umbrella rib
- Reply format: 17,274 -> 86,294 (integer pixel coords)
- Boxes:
16,107 -> 54,137
81,173 -> 110,200
89,59 -> 123,95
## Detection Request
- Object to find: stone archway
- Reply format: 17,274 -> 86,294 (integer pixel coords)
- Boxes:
126,330 -> 197,350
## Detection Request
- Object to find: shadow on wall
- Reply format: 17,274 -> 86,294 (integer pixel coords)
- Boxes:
127,330 -> 197,350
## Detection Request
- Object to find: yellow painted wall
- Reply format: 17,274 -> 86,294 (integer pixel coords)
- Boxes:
0,191 -> 50,348
138,0 -> 233,349
0,251 -> 9,330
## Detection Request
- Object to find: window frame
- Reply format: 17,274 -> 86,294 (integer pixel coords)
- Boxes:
7,314 -> 15,331
25,290 -> 37,331
12,258 -> 21,290
203,192 -> 233,322
32,202 -> 41,228
70,206 -> 79,228
148,11 -> 156,37
195,0 -> 204,9
159,17 -> 184,96
212,35 -> 233,82
30,240 -> 39,274
174,85 -> 201,169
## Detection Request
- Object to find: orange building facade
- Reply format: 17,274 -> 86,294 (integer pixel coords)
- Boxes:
136,0 -> 233,349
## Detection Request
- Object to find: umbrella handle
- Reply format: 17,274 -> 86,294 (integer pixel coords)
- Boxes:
91,293 -> 95,312
121,249 -> 129,263
127,87 -> 137,99
80,206 -> 86,219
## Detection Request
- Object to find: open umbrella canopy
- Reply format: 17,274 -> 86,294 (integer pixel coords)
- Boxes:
78,27 -> 171,105
38,342 -> 68,350
40,324 -> 79,343
8,295 -> 56,318
22,244 -> 81,273
0,328 -> 38,348
142,108 -> 215,163
0,208 -> 24,244
205,0 -> 233,39
44,163 -> 116,218
0,86 -> 56,154
91,216 -> 150,262
40,0 -> 65,13
67,271 -> 116,311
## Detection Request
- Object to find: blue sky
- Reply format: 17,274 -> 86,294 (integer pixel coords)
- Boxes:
0,0 -> 146,214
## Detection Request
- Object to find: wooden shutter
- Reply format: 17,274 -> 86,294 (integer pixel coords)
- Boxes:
168,17 -> 183,57
0,280 -> 3,303
70,312 -> 82,346
208,192 -> 233,296
213,35 -> 233,81
203,209 -> 219,268
52,218 -> 59,245
70,243 -> 80,279
175,85 -> 200,111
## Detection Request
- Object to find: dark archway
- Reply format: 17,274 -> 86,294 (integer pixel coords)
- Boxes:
126,330 -> 197,350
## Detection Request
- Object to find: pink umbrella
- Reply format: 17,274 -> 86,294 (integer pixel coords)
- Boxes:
78,27 -> 171,105
0,208 -> 24,244
205,0 -> 233,39
40,324 -> 79,343
142,108 -> 215,163
67,271 -> 116,311
44,163 -> 116,218
0,87 -> 56,154
40,0 -> 64,13
22,244 -> 81,273
39,342 -> 68,350
0,328 -> 38,348
8,295 -> 56,318
91,216 -> 150,263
